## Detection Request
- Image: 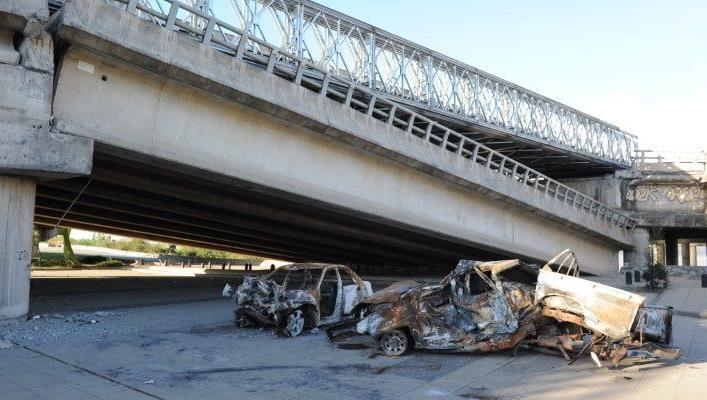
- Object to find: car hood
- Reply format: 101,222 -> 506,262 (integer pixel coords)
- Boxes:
356,280 -> 421,305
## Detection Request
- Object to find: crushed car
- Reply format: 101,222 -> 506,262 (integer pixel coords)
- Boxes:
330,250 -> 679,366
223,263 -> 372,337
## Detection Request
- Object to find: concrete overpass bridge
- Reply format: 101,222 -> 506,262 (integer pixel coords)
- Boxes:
2,0 -> 639,322
48,0 -> 637,177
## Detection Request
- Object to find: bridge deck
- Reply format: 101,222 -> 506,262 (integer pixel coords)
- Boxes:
41,0 -> 638,273
53,0 -> 637,231
49,0 -> 636,177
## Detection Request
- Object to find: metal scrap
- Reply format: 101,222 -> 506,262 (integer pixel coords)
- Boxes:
336,249 -> 680,365
227,263 -> 372,337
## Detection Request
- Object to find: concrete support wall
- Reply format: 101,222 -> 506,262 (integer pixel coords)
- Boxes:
0,176 -> 36,322
625,227 -> 650,268
560,175 -> 623,210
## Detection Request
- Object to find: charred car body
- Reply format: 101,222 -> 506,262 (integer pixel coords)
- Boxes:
225,263 -> 372,337
343,250 -> 679,365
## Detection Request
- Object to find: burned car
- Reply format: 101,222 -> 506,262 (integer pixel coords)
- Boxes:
340,250 -> 679,366
224,263 -> 372,337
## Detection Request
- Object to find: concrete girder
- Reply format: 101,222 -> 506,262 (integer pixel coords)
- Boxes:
35,183 -> 463,264
84,156 -> 476,260
32,216 -> 297,262
34,192 -> 450,266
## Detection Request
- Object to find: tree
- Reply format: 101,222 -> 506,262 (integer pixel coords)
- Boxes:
59,227 -> 79,267
643,250 -> 669,291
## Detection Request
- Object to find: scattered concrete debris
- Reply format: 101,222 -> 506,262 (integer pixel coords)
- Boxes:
93,311 -> 114,318
331,250 -> 681,365
1,310 -> 128,347
228,263 -> 372,337
0,339 -> 14,349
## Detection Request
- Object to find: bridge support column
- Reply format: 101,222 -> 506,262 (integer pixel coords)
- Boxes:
0,176 -> 36,323
0,1 -> 93,323
625,227 -> 650,268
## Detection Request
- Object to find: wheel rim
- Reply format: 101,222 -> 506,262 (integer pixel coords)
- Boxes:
381,330 -> 408,356
286,310 -> 305,337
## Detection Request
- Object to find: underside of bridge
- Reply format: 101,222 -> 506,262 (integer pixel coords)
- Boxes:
34,145 -> 508,267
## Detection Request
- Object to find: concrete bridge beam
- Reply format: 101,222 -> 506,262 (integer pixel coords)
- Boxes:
625,227 -> 650,269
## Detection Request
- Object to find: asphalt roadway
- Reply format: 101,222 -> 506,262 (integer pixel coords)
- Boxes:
0,274 -> 705,400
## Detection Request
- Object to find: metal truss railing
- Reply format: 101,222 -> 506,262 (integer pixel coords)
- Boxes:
122,0 -> 637,166
95,0 -> 637,230
634,150 -> 706,172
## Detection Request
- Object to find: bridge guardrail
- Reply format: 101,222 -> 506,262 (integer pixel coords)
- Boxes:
634,150 -> 706,168
97,0 -> 638,230
153,0 -> 635,166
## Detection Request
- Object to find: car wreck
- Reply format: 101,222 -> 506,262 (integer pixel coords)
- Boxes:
333,250 -> 679,366
224,263 -> 372,337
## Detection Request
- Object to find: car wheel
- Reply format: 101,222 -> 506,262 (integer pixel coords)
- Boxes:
283,309 -> 305,337
234,310 -> 251,328
379,329 -> 410,356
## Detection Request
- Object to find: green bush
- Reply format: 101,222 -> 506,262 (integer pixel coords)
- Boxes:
644,264 -> 669,291
79,255 -> 108,264
32,258 -> 78,269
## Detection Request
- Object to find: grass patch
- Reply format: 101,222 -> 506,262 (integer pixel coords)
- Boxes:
32,257 -> 126,270
31,258 -> 78,269
87,260 -> 125,269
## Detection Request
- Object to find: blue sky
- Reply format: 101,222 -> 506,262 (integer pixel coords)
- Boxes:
321,0 -> 707,151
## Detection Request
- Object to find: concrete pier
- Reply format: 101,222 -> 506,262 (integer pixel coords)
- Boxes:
0,176 -> 36,322
0,0 -> 93,323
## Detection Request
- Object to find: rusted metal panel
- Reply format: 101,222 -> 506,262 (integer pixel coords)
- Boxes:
635,305 -> 673,343
357,280 -> 421,306
335,250 -> 680,365
535,269 -> 645,339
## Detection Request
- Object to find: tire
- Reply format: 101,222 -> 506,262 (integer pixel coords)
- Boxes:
379,329 -> 410,356
234,309 -> 251,328
280,309 -> 305,337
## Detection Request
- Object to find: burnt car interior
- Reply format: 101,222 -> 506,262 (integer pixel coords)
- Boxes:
275,269 -> 315,291
227,264 -> 373,338
329,250 -> 681,366
319,270 -> 338,317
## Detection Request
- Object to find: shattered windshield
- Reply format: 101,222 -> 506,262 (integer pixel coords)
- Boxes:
285,269 -> 317,290
276,269 -> 318,291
